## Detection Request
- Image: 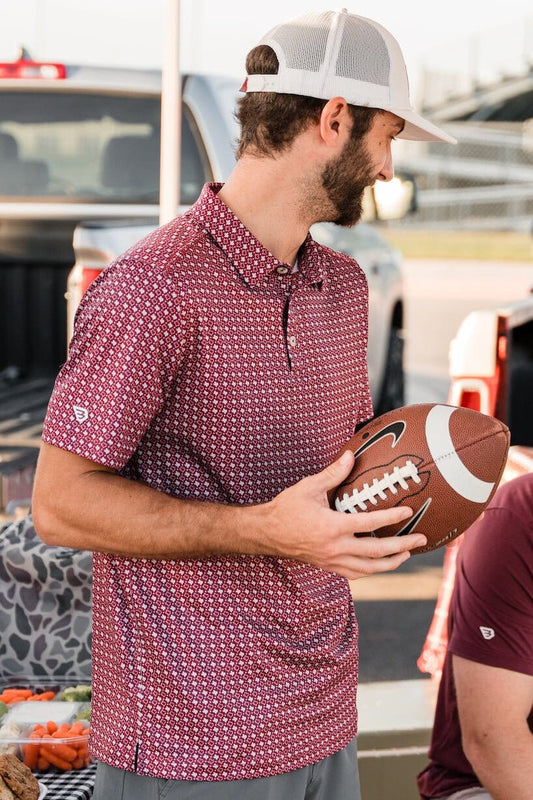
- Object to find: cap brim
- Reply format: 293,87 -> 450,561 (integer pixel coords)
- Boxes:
394,108 -> 457,145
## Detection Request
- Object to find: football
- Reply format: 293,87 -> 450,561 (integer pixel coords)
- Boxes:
328,403 -> 510,555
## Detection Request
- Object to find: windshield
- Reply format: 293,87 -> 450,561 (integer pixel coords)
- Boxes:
0,90 -> 212,203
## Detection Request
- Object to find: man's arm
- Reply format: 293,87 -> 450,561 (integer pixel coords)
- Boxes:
453,654 -> 533,800
32,442 -> 425,579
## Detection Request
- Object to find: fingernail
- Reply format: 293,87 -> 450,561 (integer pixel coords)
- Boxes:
340,451 -> 354,466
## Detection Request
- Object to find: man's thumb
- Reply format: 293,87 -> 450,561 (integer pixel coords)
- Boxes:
319,449 -> 355,497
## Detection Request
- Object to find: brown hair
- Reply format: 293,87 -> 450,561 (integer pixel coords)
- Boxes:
235,45 -> 380,159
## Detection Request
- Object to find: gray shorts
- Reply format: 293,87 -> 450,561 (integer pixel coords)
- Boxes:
93,738 -> 360,800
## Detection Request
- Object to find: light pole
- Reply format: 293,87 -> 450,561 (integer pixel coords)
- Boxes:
159,0 -> 181,225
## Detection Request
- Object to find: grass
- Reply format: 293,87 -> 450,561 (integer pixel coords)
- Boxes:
382,228 -> 533,261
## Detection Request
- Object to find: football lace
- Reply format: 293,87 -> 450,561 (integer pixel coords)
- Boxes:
335,460 -> 422,513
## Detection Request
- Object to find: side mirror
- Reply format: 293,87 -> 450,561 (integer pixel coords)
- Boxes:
362,172 -> 418,222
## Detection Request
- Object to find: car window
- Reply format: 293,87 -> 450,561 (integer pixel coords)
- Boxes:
0,90 -> 212,203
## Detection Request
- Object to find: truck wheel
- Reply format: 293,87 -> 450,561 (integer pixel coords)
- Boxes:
375,326 -> 405,416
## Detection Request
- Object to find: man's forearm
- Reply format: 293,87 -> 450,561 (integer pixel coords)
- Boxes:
33,447 -> 271,558
32,442 -> 425,576
464,727 -> 533,800
454,656 -> 533,800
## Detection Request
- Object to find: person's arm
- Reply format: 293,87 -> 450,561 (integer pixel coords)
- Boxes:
32,441 -> 425,579
453,654 -> 533,800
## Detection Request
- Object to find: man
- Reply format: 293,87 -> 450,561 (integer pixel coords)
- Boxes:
32,9 -> 454,800
418,473 -> 533,800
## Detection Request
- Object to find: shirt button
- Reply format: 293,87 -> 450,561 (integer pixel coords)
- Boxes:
276,265 -> 290,275
288,335 -> 297,348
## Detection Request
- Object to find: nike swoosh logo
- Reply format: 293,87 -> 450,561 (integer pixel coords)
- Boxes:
337,420 -> 407,494
394,497 -> 432,536
352,420 -> 406,460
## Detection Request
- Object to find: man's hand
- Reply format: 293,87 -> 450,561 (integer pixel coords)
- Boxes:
255,450 -> 426,579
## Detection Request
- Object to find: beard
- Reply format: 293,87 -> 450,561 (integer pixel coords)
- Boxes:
320,135 -> 376,227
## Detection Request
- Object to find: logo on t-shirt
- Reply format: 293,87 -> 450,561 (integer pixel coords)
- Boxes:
479,626 -> 495,640
73,405 -> 89,423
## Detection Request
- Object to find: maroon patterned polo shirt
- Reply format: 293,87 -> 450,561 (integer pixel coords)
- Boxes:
42,183 -> 373,780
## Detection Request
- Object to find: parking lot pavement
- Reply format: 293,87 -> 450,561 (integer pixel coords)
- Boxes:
353,543 -> 444,683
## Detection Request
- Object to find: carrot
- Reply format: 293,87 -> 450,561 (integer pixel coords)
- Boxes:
22,743 -> 39,770
52,724 -> 71,738
44,742 -> 78,761
69,721 -> 85,735
0,690 -> 32,704
37,756 -> 50,770
39,748 -> 73,771
28,691 -> 56,701
1,688 -> 32,698
27,720 -> 90,770
0,688 -> 56,704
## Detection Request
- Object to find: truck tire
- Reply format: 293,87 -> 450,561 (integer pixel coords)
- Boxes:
374,326 -> 405,416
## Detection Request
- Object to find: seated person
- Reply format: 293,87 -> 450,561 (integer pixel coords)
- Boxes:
0,513 -> 92,678
417,473 -> 533,800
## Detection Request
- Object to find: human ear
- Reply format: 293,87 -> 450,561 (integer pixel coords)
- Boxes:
319,97 -> 350,146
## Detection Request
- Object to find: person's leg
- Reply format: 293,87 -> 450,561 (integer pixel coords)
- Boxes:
304,737 -> 360,800
94,760 -> 309,800
94,740 -> 360,800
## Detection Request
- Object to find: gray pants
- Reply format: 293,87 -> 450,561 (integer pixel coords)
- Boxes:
93,738 -> 360,800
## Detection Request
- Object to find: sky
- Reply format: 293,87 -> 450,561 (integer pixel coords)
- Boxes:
1,0 -> 533,106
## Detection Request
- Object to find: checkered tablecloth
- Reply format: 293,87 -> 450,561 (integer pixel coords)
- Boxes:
35,762 -> 96,799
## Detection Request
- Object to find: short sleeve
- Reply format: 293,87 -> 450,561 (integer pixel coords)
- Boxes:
42,257 -> 192,469
449,504 -> 533,676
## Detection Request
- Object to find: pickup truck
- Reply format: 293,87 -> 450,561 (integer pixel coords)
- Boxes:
0,54 -> 411,511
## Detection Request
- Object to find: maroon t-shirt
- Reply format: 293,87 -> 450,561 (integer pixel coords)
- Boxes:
42,183 -> 374,780
418,473 -> 533,798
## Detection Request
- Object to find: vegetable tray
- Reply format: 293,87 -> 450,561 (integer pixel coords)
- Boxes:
0,678 -> 91,772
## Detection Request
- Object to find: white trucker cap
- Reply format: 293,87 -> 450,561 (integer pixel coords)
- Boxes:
244,8 -> 456,145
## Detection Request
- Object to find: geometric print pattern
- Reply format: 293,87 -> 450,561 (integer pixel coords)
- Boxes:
43,183 -> 373,780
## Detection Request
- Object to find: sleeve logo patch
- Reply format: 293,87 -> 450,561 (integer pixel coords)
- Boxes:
479,626 -> 495,640
73,405 -> 89,423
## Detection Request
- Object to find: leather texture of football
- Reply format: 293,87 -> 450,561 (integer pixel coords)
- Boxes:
328,403 -> 510,555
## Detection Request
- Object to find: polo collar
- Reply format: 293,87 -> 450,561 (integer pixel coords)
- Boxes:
190,183 -> 326,288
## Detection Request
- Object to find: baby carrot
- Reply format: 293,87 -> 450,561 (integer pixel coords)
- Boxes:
69,721 -> 85,735
45,742 -> 78,761
39,748 -> 73,771
22,743 -> 39,770
28,691 -> 56,701
46,720 -> 58,734
52,724 -> 71,738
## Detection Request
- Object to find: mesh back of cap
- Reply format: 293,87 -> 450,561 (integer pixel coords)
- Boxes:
336,17 -> 390,86
249,9 -> 456,144
269,14 -> 331,72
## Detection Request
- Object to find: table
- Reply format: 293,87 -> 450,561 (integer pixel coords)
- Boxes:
35,762 -> 96,800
